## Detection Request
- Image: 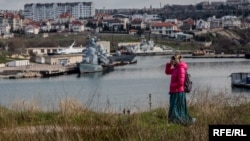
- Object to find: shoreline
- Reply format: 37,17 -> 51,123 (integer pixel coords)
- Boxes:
0,54 -> 246,79
0,63 -> 79,79
183,54 -> 245,58
0,60 -> 137,79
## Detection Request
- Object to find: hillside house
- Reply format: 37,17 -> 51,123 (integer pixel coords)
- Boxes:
221,15 -> 241,29
55,12 -> 75,24
207,16 -> 223,29
69,21 -> 84,32
165,19 -> 183,28
25,24 -> 40,34
112,14 -> 130,30
181,18 -> 196,31
51,24 -> 66,32
150,22 -> 178,37
196,19 -> 210,30
102,18 -> 124,32
94,13 -> 113,20
40,21 -> 52,32
130,19 -> 146,30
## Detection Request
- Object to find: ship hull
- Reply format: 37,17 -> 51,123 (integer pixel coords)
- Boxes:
78,63 -> 114,74
78,63 -> 103,73
108,53 -> 136,63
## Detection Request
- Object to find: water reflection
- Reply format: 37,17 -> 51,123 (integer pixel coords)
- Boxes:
76,70 -> 113,79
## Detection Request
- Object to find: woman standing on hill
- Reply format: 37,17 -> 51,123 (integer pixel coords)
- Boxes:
165,54 -> 195,125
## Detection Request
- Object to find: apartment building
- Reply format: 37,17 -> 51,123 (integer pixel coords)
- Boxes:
24,2 -> 95,21
0,13 -> 23,31
226,0 -> 250,5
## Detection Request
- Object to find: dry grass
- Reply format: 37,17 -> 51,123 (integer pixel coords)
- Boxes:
58,97 -> 87,116
8,97 -> 42,112
0,88 -> 250,140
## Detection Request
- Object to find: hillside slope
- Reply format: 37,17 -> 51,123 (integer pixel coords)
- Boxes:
216,30 -> 241,40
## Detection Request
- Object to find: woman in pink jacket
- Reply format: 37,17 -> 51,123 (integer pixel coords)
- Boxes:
165,54 -> 195,125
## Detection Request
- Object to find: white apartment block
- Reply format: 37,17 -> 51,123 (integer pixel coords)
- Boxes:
226,0 -> 250,5
0,24 -> 11,35
24,2 -> 95,21
0,13 -> 23,31
131,13 -> 161,22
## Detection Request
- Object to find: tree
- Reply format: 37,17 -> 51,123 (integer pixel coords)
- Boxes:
196,4 -> 203,10
137,29 -> 144,36
8,38 -> 27,54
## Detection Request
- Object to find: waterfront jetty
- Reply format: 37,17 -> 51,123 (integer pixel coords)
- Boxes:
0,60 -> 137,79
183,54 -> 245,58
0,63 -> 78,79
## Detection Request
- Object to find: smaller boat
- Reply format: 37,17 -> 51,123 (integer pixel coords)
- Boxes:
245,52 -> 250,59
192,49 -> 215,56
125,39 -> 175,55
230,72 -> 250,88
108,50 -> 136,63
112,60 -> 137,66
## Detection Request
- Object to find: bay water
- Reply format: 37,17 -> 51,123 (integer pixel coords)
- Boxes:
1,55 -> 250,113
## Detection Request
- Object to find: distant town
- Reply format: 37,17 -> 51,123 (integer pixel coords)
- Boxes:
1,0 -> 250,77
0,0 -> 250,40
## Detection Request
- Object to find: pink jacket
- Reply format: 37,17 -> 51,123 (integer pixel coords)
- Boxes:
165,61 -> 188,93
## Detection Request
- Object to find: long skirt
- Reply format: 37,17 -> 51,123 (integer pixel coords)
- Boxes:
168,92 -> 193,125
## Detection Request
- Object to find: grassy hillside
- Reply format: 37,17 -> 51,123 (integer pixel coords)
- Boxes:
1,29 -> 250,55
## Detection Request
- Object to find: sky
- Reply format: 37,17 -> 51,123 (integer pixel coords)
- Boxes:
0,0 -> 225,10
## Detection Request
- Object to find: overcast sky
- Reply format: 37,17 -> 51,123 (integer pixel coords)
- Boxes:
1,0 -> 225,10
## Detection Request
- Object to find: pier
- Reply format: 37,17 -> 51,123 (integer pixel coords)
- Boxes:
0,60 -> 137,79
0,64 -> 79,79
183,54 -> 245,58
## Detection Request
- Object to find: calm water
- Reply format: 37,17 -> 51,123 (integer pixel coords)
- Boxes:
1,55 -> 250,112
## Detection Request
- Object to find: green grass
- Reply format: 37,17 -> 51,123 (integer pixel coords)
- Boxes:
0,56 -> 28,63
1,32 -> 201,53
3,28 -> 250,56
0,88 -> 250,140
0,56 -> 7,63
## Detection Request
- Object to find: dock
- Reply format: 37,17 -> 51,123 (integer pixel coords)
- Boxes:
134,52 -> 174,56
0,60 -> 138,79
0,64 -> 79,79
183,54 -> 245,58
231,72 -> 250,88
